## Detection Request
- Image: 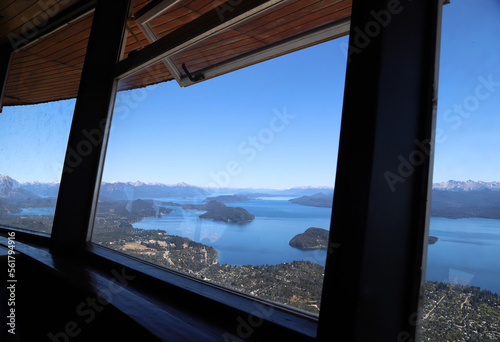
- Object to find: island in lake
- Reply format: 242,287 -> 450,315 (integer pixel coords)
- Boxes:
289,227 -> 329,250
199,200 -> 255,223
161,199 -> 255,223
428,236 -> 439,244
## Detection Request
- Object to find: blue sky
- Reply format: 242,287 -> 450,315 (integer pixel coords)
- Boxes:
101,40 -> 345,188
0,0 -> 499,187
433,0 -> 500,182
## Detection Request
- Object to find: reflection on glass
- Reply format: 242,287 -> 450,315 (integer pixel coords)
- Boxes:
92,40 -> 346,314
0,100 -> 75,234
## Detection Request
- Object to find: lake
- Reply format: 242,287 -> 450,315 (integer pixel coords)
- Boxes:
132,197 -> 330,267
427,217 -> 500,295
132,197 -> 500,295
10,199 -> 500,294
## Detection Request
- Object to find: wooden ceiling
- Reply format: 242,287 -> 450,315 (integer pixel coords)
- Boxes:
0,0 -> 82,47
1,0 -> 352,106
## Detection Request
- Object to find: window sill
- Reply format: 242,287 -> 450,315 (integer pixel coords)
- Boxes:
0,235 -> 318,341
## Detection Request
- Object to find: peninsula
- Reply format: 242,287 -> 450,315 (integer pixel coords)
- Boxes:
203,195 -> 253,203
289,192 -> 333,208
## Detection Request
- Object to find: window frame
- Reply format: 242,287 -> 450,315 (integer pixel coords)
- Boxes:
0,0 -> 444,340
131,0 -> 349,87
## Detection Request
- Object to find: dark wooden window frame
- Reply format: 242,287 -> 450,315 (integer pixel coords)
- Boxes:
0,0 -> 443,341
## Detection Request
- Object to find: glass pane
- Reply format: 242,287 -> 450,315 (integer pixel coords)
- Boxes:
0,100 -> 74,234
421,0 -> 500,340
0,8 -> 89,234
92,39 -> 346,314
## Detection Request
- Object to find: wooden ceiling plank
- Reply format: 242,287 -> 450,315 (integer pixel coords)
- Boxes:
254,0 -> 349,40
148,3 -> 194,26
182,0 -> 216,15
34,30 -> 90,59
120,67 -> 172,84
173,29 -> 260,63
0,0 -> 17,18
0,1 -> 40,42
22,39 -> 88,68
7,73 -> 81,92
118,61 -> 172,88
10,83 -> 79,97
7,81 -> 80,99
259,3 -> 351,44
6,91 -> 78,106
4,0 -> 82,34
175,39 -> 265,72
0,1 -> 81,41
7,64 -> 82,85
124,31 -> 149,51
147,9 -> 200,40
56,47 -> 87,65
0,0 -> 16,13
7,86 -> 79,102
131,0 -> 152,13
9,57 -> 62,73
22,92 -> 78,105
24,13 -> 92,55
236,0 -> 337,38
8,53 -> 39,67
10,50 -> 86,74
119,75 -> 173,90
9,51 -> 85,74
115,0 -> 293,78
0,1 -> 37,26
270,8 -> 351,45
4,0 -> 353,106
8,59 -> 84,82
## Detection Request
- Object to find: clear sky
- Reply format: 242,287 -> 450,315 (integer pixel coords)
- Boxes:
432,0 -> 500,183
0,0 -> 498,187
101,40 -> 345,188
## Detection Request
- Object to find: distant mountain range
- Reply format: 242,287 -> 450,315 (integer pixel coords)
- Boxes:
1,175 -> 335,201
431,181 -> 500,219
0,176 -> 39,202
433,180 -> 500,191
1,175 -> 500,219
22,181 -> 60,197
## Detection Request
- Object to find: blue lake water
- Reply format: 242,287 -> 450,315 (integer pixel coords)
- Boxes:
427,217 -> 500,295
132,197 -> 330,266
133,198 -> 500,295
10,207 -> 56,216
12,200 -> 500,294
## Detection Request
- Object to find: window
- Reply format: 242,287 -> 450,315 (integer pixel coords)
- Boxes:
122,0 -> 350,86
420,0 -> 500,340
0,100 -> 74,234
0,11 -> 93,234
92,38 -> 346,314
0,0 -> 449,340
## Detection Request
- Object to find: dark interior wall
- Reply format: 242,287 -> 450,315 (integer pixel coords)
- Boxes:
1,254 -> 160,342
